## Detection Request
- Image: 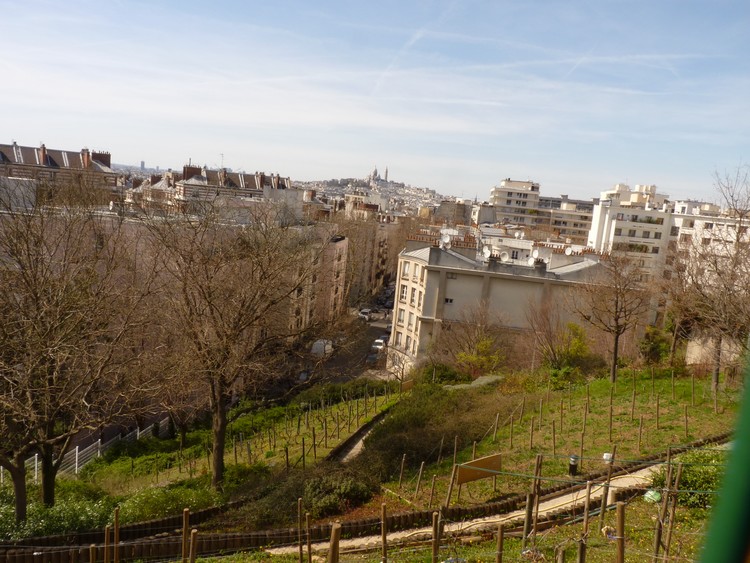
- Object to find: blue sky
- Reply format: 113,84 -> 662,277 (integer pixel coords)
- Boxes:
2,1 -> 749,202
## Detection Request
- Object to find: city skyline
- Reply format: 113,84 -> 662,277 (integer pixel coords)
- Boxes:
2,0 -> 749,204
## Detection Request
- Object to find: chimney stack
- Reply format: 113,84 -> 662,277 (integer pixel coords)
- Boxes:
39,143 -> 47,166
81,148 -> 91,168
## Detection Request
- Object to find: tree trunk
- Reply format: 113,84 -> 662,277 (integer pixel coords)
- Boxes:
712,334 -> 722,392
40,442 -> 57,507
669,319 -> 680,366
611,332 -> 621,383
211,391 -> 228,491
7,459 -> 28,523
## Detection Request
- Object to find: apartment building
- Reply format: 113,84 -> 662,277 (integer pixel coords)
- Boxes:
489,178 -> 541,226
388,228 -> 601,371
0,142 -> 119,205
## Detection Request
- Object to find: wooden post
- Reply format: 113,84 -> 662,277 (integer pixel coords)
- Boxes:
306,513 -> 312,563
398,453 -> 407,489
113,506 -> 120,563
599,445 -> 617,531
559,398 -> 564,432
298,498 -> 303,563
431,512 -> 440,563
233,436 -> 238,465
616,502 -> 625,563
656,394 -> 661,430
529,416 -> 534,450
630,387 -> 636,421
664,464 -> 684,558
104,525 -> 111,563
531,454 -> 543,548
445,464 -> 458,507
521,394 -> 526,418
539,398 -> 544,426
552,420 -> 557,457
493,412 -> 500,442
327,522 -> 341,563
437,435 -> 445,464
586,384 -> 590,413
453,435 -> 459,466
381,503 -> 388,563
429,475 -> 437,508
582,405 -> 588,436
324,419 -> 328,449
651,366 -> 655,398
522,493 -> 534,550
509,416 -> 514,449
472,440 -> 477,460
582,481 -> 592,537
89,544 -> 96,563
579,431 -> 584,472
415,461 -> 425,495
181,508 -> 190,563
671,369 -> 675,401
691,371 -> 695,407
638,415 -> 643,454
495,525 -> 504,563
608,386 -> 614,442
684,405 -> 689,439
336,412 -> 340,440
189,529 -> 198,563
312,428 -> 317,460
301,437 -> 306,470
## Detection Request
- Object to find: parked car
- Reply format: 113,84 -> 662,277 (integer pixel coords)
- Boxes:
358,308 -> 372,321
372,339 -> 386,351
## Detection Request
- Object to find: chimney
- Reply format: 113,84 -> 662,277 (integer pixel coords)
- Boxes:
182,164 -> 201,180
81,148 -> 91,168
92,151 -> 111,168
39,143 -> 47,166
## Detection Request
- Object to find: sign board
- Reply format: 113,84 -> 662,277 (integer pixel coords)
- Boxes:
401,379 -> 415,392
456,453 -> 502,485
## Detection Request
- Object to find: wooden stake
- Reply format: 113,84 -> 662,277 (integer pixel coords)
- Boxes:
312,428 -> 317,460
181,509 -> 189,563
445,465 -> 458,507
586,384 -> 590,413
552,420 -> 557,457
599,444 -> 617,531
521,395 -> 526,419
415,461 -> 425,495
630,387 -> 636,421
579,431 -> 584,472
437,435 -> 444,464
306,513 -> 312,563
104,525 -> 111,563
608,393 -> 614,443
114,506 -> 120,563
398,453 -> 407,488
691,371 -> 695,407
327,522 -> 341,563
684,405 -> 689,439
493,412 -> 500,442
509,416 -> 514,449
495,525 -> 504,563
429,475 -> 437,508
582,481 -> 592,537
189,529 -> 198,563
616,502 -> 625,563
301,437 -> 306,470
559,399 -> 564,432
522,493 -> 534,550
671,369 -> 675,401
431,512 -> 440,563
664,464 -> 684,558
453,435 -> 458,466
656,394 -> 660,430
381,504 -> 388,563
529,416 -> 535,450
638,416 -> 643,454
298,499 -> 303,563
539,398 -> 544,426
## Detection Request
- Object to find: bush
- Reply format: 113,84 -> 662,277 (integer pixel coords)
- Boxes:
414,363 -> 470,385
303,470 -> 376,519
0,498 -> 115,541
118,483 -> 221,523
651,449 -> 726,508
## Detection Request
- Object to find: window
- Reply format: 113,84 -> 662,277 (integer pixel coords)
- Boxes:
399,284 -> 407,301
642,231 -> 650,239
444,298 -> 454,304
654,232 -> 662,239
408,312 -> 414,328
420,268 -> 426,284
614,228 -> 622,236
410,287 -> 416,305
628,229 -> 636,237
705,223 -> 714,230
511,250 -> 519,260
447,272 -> 457,279
406,335 -> 411,350
651,247 -> 659,254
401,261 -> 410,277
395,332 -> 402,346
413,265 -> 420,279
418,291 -> 423,308
397,309 -> 405,324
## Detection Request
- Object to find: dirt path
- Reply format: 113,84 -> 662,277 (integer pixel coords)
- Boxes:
265,465 -> 659,557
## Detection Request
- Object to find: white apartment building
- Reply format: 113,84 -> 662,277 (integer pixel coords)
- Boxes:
489,178 -> 541,226
387,230 -> 601,372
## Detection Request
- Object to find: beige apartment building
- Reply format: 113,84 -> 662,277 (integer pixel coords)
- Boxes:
387,230 -> 601,372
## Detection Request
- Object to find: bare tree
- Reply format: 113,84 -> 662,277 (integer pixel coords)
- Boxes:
525,293 -> 578,370
140,202 -> 334,490
427,301 -> 507,379
669,166 -> 750,389
0,180 -> 157,521
570,253 -> 651,383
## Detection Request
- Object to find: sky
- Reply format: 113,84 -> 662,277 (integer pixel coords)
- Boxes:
2,1 -> 749,203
